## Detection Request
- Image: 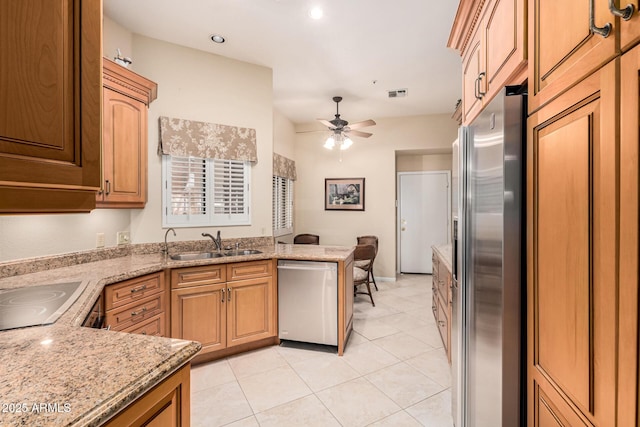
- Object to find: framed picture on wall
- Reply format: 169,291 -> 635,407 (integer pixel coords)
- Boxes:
325,178 -> 365,211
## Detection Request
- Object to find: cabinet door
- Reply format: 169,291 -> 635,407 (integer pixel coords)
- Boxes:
226,276 -> 274,347
529,0 -> 617,112
0,0 -> 101,213
620,0 -> 640,52
618,44 -> 640,426
462,28 -> 484,125
527,62 -> 617,426
171,284 -> 227,353
105,363 -> 190,427
98,88 -> 147,207
484,0 -> 526,96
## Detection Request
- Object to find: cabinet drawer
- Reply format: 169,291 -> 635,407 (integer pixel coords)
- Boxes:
171,264 -> 226,289
438,269 -> 450,304
106,292 -> 166,331
121,313 -> 165,337
227,260 -> 272,281
436,298 -> 449,352
105,272 -> 164,310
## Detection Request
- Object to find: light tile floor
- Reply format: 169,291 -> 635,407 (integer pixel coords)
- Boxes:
191,274 -> 454,427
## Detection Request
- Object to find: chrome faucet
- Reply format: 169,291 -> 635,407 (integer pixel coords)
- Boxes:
202,230 -> 222,252
163,228 -> 176,256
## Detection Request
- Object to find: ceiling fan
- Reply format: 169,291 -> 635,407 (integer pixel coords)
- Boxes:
305,96 -> 376,150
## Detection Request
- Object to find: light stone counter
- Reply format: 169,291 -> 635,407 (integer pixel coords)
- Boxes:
432,243 -> 453,272
0,241 -> 354,426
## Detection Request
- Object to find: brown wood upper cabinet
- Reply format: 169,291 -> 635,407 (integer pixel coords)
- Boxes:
528,0 -> 627,112
449,0 -> 526,124
0,0 -> 101,213
98,59 -> 157,208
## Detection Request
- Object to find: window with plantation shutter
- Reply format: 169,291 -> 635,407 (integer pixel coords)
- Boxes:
272,175 -> 293,236
162,155 -> 251,227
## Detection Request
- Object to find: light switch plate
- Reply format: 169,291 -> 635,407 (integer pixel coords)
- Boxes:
117,231 -> 130,245
96,233 -> 105,248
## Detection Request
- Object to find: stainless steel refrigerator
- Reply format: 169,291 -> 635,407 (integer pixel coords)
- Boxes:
451,86 -> 526,427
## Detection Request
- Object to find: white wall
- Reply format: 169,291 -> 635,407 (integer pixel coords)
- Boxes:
294,114 -> 458,278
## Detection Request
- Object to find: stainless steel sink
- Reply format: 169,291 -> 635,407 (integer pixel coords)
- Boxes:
169,252 -> 225,261
224,249 -> 262,256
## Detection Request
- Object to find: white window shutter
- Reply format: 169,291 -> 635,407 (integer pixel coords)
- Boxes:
162,156 -> 251,227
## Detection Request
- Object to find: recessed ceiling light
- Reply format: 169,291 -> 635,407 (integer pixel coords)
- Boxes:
308,7 -> 323,20
210,34 -> 226,44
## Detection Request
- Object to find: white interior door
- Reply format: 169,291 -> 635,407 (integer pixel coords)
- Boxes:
398,171 -> 450,274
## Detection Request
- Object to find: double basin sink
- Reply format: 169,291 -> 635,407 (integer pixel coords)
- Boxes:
169,249 -> 262,261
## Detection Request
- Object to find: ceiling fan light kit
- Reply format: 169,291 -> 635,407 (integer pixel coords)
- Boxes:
317,96 -> 375,152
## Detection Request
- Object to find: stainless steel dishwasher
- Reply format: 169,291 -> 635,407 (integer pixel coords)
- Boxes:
277,260 -> 338,346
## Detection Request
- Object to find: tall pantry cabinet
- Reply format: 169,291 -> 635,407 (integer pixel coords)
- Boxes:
527,1 -> 640,426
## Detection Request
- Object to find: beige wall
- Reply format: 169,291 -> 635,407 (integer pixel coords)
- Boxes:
396,153 -> 452,172
0,23 -> 274,262
273,109 -> 297,243
103,15 -> 133,68
294,114 -> 458,278
130,34 -> 274,244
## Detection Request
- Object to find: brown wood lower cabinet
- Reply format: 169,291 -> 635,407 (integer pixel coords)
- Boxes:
431,248 -> 452,363
171,260 -> 276,360
104,363 -> 191,427
104,272 -> 168,336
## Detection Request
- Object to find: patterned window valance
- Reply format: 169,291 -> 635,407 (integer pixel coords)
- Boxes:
273,153 -> 297,181
159,116 -> 257,162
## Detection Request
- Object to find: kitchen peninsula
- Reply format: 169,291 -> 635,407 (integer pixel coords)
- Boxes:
0,240 -> 354,426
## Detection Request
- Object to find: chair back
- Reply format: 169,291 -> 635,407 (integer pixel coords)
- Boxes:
354,243 -> 376,264
294,233 -> 320,245
357,235 -> 378,256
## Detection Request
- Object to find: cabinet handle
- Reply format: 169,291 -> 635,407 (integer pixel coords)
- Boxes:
609,0 -> 635,20
105,180 -> 111,195
474,72 -> 486,100
227,287 -> 232,301
130,284 -> 147,294
131,307 -> 148,316
221,288 -> 225,303
591,0 -> 612,37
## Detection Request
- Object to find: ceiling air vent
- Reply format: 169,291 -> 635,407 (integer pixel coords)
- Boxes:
388,88 -> 408,98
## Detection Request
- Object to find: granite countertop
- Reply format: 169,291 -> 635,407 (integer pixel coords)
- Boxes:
0,242 -> 354,427
432,243 -> 452,272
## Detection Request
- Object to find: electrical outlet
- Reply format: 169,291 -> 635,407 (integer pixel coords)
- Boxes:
96,233 -> 105,248
117,231 -> 130,245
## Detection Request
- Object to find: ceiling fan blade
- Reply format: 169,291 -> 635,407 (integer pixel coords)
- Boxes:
295,129 -> 326,134
345,129 -> 373,138
317,119 -> 335,128
346,119 -> 376,130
